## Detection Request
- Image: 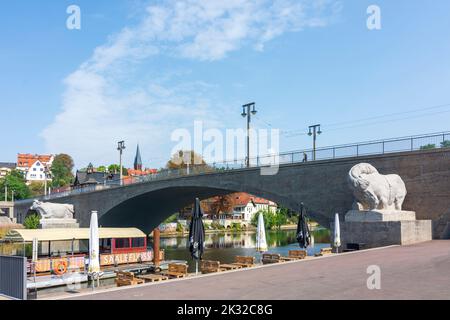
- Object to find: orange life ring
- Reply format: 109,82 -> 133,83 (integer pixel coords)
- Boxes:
54,260 -> 68,275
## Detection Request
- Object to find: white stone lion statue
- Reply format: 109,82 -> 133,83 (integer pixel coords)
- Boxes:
348,163 -> 407,211
30,200 -> 74,219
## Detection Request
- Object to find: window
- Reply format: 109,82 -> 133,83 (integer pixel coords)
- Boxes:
100,238 -> 111,252
131,238 -> 145,248
36,162 -> 40,166
33,168 -> 36,171
115,238 -> 130,249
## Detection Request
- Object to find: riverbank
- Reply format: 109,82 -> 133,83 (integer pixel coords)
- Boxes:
156,224 -> 305,237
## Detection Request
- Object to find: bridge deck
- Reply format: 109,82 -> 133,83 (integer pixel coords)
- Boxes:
58,240 -> 450,300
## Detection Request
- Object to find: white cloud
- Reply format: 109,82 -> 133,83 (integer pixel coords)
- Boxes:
42,0 -> 340,168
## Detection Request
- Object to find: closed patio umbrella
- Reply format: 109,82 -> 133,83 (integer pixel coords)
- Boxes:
88,210 -> 101,287
334,213 -> 341,253
189,198 -> 205,274
256,211 -> 268,253
296,203 -> 311,249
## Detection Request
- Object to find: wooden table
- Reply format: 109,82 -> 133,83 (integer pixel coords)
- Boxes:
136,274 -> 168,283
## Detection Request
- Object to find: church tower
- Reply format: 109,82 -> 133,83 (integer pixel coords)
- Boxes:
134,144 -> 143,171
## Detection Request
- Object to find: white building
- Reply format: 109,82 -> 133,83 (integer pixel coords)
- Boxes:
231,193 -> 277,222
16,154 -> 53,184
0,163 -> 16,178
25,160 -> 52,183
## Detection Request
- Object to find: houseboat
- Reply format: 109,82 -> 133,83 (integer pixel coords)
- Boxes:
3,228 -> 164,276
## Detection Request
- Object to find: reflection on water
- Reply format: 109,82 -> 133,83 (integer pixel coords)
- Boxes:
155,228 -> 331,272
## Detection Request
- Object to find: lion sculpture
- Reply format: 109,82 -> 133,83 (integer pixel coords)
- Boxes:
30,200 -> 74,219
348,163 -> 407,211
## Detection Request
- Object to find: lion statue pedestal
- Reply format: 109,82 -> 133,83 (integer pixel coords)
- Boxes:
335,163 -> 432,249
30,200 -> 79,229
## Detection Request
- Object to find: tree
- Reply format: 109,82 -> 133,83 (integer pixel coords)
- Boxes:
51,154 -> 74,188
29,181 -> 45,197
441,140 -> 450,148
97,166 -> 107,172
24,214 -> 41,229
251,208 -> 287,230
420,144 -> 436,150
206,195 -> 235,219
166,150 -> 208,170
0,170 -> 31,201
108,164 -> 128,176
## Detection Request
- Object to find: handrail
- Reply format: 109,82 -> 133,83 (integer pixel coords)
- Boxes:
16,130 -> 450,202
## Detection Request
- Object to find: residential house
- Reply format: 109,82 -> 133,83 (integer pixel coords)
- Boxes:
231,193 -> 277,222
73,163 -> 120,188
0,162 -> 16,178
16,154 -> 54,184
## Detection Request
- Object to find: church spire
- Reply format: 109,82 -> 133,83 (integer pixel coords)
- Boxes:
134,144 -> 142,171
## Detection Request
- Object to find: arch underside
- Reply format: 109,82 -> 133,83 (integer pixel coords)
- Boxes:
99,186 -> 330,233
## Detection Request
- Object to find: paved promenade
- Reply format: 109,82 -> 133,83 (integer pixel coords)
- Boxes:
62,241 -> 450,300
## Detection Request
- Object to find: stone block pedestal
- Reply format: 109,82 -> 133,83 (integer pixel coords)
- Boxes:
39,219 -> 79,229
331,210 -> 432,249
338,220 -> 432,249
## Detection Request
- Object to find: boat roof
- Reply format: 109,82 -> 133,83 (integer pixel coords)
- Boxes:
4,228 -> 146,242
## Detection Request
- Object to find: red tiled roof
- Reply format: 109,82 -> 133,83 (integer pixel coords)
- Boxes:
17,154 -> 53,168
231,192 -> 274,206
127,168 -> 158,176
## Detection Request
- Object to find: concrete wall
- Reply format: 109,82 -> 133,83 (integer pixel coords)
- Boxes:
14,148 -> 450,237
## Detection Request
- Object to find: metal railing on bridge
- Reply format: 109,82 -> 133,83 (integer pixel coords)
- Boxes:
17,131 -> 450,203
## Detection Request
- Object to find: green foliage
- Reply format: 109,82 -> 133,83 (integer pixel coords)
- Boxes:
29,181 -> 45,196
230,222 -> 242,232
251,208 -> 288,230
24,214 -> 41,229
51,154 -> 74,188
420,144 -> 436,150
0,170 -> 31,201
176,222 -> 184,232
97,166 -> 107,172
107,164 -> 128,176
211,222 -> 225,230
164,214 -> 178,223
441,140 -> 450,148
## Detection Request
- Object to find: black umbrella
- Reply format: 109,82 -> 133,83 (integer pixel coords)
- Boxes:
296,203 -> 311,249
189,198 -> 205,274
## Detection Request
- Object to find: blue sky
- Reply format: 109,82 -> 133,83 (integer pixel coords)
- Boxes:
1,0 -> 450,168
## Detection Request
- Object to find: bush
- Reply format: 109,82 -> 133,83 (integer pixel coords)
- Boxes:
230,222 -> 242,232
176,222 -> 184,232
211,222 -> 224,230
420,144 -> 436,150
24,214 -> 41,229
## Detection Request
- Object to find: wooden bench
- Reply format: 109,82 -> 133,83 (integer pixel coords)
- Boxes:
220,263 -> 242,271
200,260 -> 227,274
262,253 -> 284,264
280,250 -> 307,261
136,274 -> 168,283
160,263 -> 188,278
314,247 -> 333,257
115,271 -> 145,287
231,256 -> 256,268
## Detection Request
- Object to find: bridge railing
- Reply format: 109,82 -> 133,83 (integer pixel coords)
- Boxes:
17,131 -> 450,202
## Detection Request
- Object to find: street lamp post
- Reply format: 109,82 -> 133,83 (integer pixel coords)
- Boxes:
241,102 -> 257,168
44,166 -> 49,196
308,124 -> 322,161
117,141 -> 126,186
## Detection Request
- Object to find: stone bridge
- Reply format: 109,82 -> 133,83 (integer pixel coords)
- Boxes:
14,148 -> 450,238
